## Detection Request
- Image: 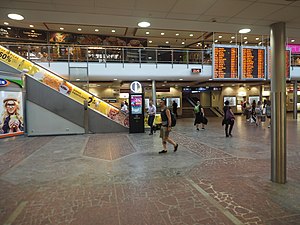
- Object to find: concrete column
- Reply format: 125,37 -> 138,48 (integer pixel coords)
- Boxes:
270,22 -> 287,184
152,80 -> 157,106
294,81 -> 298,120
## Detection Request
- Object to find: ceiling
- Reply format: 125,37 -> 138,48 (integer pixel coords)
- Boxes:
1,0 -> 300,48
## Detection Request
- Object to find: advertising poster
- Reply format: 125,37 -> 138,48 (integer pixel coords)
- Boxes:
223,96 -> 237,106
130,95 -> 142,115
0,91 -> 24,138
0,45 -> 129,128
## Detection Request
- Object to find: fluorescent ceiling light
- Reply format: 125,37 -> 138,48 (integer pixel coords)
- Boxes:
239,28 -> 251,34
4,22 -> 9,25
8,13 -> 24,20
138,21 -> 150,28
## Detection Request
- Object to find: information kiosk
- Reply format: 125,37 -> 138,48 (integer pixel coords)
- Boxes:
129,81 -> 144,133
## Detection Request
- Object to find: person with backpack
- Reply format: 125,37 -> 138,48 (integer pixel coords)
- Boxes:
194,101 -> 205,130
158,98 -> 178,154
223,100 -> 235,137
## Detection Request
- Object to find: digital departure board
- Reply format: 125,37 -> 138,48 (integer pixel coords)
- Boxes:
213,45 -> 239,79
241,47 -> 266,79
267,48 -> 291,79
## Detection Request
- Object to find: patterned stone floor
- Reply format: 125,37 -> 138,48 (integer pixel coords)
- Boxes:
0,114 -> 300,225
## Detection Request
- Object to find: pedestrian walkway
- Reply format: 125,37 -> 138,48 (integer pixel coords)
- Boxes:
0,114 -> 300,225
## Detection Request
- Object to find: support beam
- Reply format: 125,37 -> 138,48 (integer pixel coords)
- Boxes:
270,22 -> 287,184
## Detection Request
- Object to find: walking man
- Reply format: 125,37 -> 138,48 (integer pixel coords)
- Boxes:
159,98 -> 178,154
147,100 -> 156,135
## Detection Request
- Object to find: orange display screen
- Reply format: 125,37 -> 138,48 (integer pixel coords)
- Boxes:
242,48 -> 265,79
214,46 -> 238,79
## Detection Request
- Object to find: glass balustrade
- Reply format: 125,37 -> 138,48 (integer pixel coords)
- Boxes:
2,43 -> 299,66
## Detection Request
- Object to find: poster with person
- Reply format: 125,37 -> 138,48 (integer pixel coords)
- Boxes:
0,91 -> 24,138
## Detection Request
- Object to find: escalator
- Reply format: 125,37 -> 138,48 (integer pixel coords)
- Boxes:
0,45 -> 128,135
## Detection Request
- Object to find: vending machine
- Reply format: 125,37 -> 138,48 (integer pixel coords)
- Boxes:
129,92 -> 145,133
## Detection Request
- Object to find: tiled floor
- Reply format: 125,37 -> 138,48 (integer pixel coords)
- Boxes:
0,114 -> 300,225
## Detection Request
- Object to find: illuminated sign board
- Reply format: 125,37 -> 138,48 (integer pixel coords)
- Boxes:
241,47 -> 266,79
213,45 -> 239,79
267,48 -> 291,80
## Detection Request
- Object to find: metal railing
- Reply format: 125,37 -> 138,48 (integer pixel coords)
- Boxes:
0,43 -> 212,66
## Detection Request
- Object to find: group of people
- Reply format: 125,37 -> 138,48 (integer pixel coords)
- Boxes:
242,97 -> 271,128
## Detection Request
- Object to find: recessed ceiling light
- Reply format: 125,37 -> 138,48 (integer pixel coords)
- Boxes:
95,29 -> 99,32
291,39 -> 295,43
138,21 -> 151,28
243,37 -> 248,40
239,28 -> 251,34
149,40 -> 152,43
187,86 -> 190,87
230,40 -> 233,43
31,30 -> 35,33
179,78 -> 183,81
181,42 -> 185,45
29,24 -> 34,28
176,33 -> 179,36
215,40 -> 218,43
4,22 -> 9,25
166,41 -> 169,44
147,79 -> 151,81
256,37 -> 259,40
7,27 -> 11,30
231,36 -> 235,39
162,84 -> 166,86
113,78 -> 118,81
78,28 -> 82,31
8,13 -> 24,20
189,34 -> 194,37
244,41 -> 248,44
60,27 -> 64,30
161,32 -> 165,35
76,78 -> 80,81
258,42 -> 262,45
97,84 -> 101,87
112,29 -> 116,33
146,31 -> 150,35
218,35 -> 222,38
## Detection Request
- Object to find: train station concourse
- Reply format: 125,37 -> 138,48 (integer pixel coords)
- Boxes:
1,0 -> 300,224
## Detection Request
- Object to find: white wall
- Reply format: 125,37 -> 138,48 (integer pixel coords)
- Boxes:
38,62 -> 211,81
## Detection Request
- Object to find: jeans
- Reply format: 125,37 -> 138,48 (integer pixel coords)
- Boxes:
148,115 -> 155,134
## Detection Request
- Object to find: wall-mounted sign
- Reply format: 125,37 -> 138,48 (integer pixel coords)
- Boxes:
130,81 -> 142,93
191,68 -> 201,73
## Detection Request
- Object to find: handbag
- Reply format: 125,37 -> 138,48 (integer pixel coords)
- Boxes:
202,116 -> 208,125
